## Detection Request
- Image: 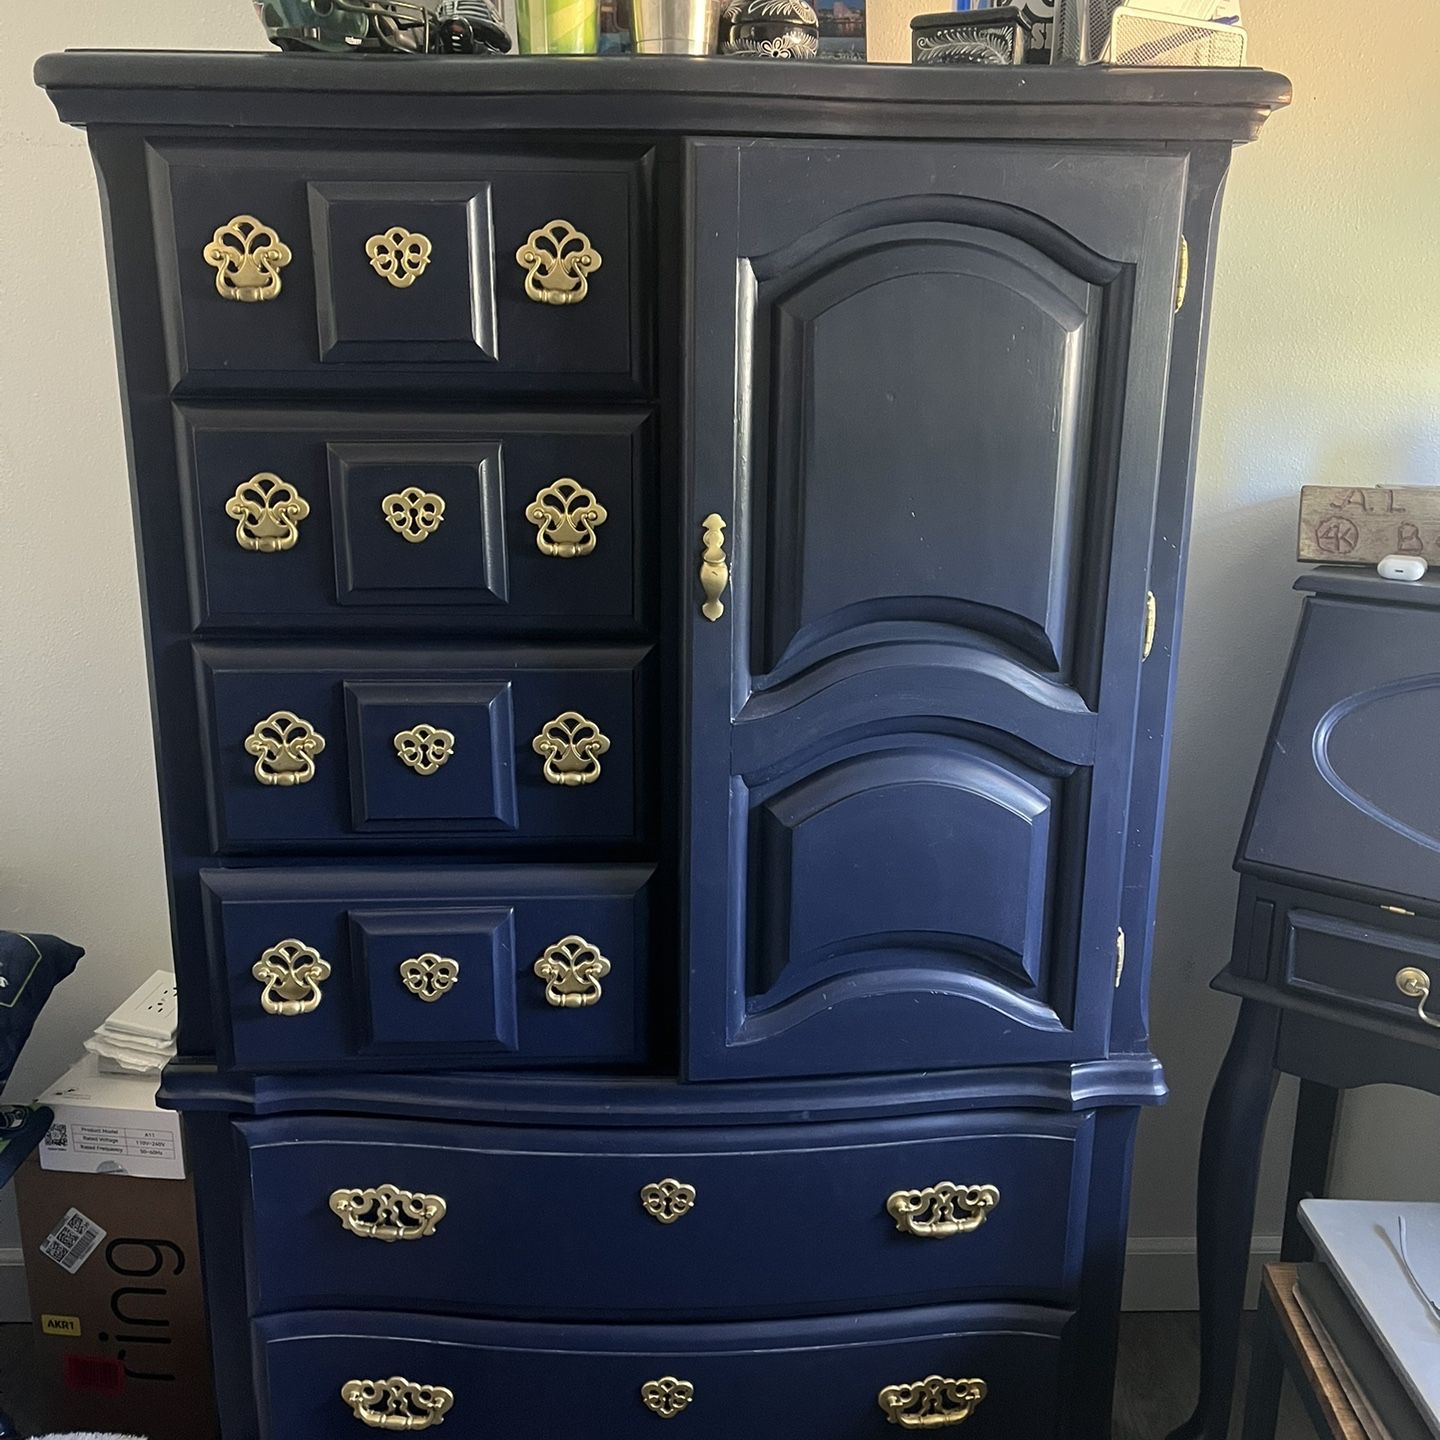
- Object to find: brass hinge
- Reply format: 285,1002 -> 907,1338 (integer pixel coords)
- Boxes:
1381,903 -> 1417,917
1115,927 -> 1126,988
1142,590 -> 1157,660
1175,236 -> 1190,313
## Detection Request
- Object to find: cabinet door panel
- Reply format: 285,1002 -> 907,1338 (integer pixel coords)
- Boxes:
685,140 -> 1184,1080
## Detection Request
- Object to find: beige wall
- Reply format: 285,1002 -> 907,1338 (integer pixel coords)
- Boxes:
2,1 -> 1438,1304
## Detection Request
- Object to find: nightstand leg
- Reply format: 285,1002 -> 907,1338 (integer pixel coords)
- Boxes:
1280,1080 -> 1340,1262
1166,999 -> 1282,1440
1239,1282 -> 1286,1440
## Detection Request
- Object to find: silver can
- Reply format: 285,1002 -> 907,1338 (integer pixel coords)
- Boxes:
631,0 -> 722,53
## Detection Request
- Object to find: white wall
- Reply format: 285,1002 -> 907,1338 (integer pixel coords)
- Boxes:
2,1 -> 1438,1318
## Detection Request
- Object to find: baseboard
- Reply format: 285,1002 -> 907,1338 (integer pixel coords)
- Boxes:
0,1248 -> 28,1323
1124,1233 -> 1281,1312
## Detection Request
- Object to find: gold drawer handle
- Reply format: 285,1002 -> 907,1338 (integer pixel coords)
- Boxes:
252,939 -> 331,1017
227,473 -> 310,553
393,725 -> 456,775
878,1376 -> 987,1429
516,219 -> 602,306
399,954 -> 460,1003
341,1376 -> 453,1430
641,1377 -> 695,1418
245,710 -> 326,787
204,214 -> 291,303
887,1183 -> 1000,1239
527,478 -> 608,557
330,1185 -> 448,1243
382,487 -> 446,544
532,711 -> 610,786
699,513 -> 729,621
534,936 -> 610,1008
1396,967 -> 1440,1028
640,1178 -> 696,1225
366,226 -> 433,289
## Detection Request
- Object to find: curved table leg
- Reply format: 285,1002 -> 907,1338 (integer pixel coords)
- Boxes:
1166,998 -> 1282,1440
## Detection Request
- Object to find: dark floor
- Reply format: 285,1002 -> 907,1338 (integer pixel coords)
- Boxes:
0,1313 -> 1309,1438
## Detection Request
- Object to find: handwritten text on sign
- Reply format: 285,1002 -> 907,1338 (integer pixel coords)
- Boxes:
1297,486 -> 1440,565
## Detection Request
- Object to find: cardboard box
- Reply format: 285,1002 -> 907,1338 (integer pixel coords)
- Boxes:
14,1156 -> 219,1440
37,1054 -> 185,1181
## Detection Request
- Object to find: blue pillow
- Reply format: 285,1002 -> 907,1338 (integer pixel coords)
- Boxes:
0,931 -> 84,1081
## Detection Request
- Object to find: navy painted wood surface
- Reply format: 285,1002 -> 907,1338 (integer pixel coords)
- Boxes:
38,53 -> 1286,1440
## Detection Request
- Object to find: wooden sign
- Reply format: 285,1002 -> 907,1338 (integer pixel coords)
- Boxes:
1297,485 -> 1440,565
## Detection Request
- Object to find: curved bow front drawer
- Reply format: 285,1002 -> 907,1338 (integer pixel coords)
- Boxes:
195,643 -> 652,851
238,1111 -> 1092,1319
204,865 -> 652,1071
151,142 -> 650,395
257,1304 -> 1071,1439
180,407 -> 652,633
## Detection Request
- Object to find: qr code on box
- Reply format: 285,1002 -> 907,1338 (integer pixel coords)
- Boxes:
45,1122 -> 68,1149
39,1206 -> 107,1275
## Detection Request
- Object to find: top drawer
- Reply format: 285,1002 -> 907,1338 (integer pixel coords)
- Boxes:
148,142 -> 650,395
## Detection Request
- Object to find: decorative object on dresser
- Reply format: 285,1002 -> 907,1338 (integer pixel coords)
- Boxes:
911,8 -> 1030,64
1168,570 -> 1440,1440
1297,485 -> 1440,567
37,52 -> 1289,1440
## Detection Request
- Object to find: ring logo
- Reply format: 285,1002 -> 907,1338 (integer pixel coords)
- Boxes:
40,1313 -> 82,1337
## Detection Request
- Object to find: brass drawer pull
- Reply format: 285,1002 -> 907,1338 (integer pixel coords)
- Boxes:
245,710 -> 326,787
399,954 -> 460,1003
699,513 -> 729,621
640,1178 -> 696,1225
886,1183 -> 1000,1239
532,711 -> 610,786
878,1376 -> 987,1428
330,1185 -> 447,1243
1396,967 -> 1440,1028
382,487 -> 446,544
227,473 -> 310,553
341,1376 -> 454,1430
252,939 -> 331,1017
527,478 -> 608,557
366,226 -> 433,289
393,725 -> 456,775
641,1377 -> 695,1418
534,935 -> 611,1008
516,219 -> 602,306
204,214 -> 291,303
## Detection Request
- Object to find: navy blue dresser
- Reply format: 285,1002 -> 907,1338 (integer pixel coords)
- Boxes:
38,54 -> 1287,1439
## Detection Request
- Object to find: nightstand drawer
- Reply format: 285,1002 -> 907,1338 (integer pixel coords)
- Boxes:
195,643 -> 652,851
238,1111 -> 1092,1319
257,1304 -> 1071,1440
204,865 -> 652,1071
152,142 -> 649,394
180,407 -> 652,633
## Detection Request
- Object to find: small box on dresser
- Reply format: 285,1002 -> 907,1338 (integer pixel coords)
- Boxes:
36,53 -> 1289,1440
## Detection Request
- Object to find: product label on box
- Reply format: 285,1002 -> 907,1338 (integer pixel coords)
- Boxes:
40,1313 -> 82,1337
39,1206 -> 107,1274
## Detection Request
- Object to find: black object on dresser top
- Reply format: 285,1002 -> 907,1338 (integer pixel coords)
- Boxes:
38,53 -> 1288,1440
1171,570 -> 1440,1440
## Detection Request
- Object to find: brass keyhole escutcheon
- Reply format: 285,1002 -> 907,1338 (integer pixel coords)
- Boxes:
399,954 -> 460,1004
640,1179 -> 696,1225
366,226 -> 433,289
393,725 -> 456,776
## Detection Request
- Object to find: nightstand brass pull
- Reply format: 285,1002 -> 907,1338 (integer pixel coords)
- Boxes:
516,219 -> 602,305
204,214 -> 291,303
886,1183 -> 999,1239
534,935 -> 610,1008
532,711 -> 610,786
1396,967 -> 1440,1028
252,939 -> 330,1017
340,1377 -> 453,1430
226,473 -> 310,553
245,710 -> 326,786
330,1185 -> 447,1243
699,513 -> 728,621
527,478 -> 608,557
878,1376 -> 987,1428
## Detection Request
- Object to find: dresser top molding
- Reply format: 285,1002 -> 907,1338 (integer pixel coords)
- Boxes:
37,52 -> 1290,144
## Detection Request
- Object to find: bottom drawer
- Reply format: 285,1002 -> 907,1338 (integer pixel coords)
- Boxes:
257,1304 -> 1070,1439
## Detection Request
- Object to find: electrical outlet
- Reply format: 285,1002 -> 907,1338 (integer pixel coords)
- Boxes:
102,970 -> 178,1041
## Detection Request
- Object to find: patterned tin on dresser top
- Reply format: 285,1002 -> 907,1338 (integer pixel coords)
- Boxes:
37,52 -> 1289,1440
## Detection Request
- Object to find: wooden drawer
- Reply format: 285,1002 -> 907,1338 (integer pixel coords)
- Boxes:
238,1111 -> 1092,1319
256,1304 -> 1071,1440
195,643 -> 652,852
203,865 -> 652,1071
179,407 -> 652,633
1282,903 -> 1440,1035
151,142 -> 649,394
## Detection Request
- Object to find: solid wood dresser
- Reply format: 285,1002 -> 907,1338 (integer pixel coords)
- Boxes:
38,52 -> 1287,1440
